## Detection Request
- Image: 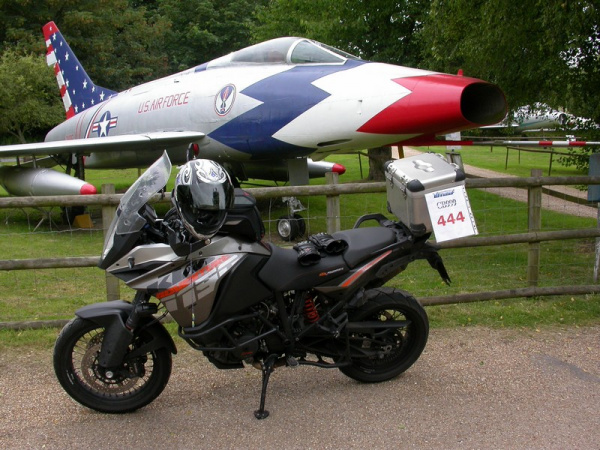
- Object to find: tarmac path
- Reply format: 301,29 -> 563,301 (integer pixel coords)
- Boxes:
1,326 -> 598,449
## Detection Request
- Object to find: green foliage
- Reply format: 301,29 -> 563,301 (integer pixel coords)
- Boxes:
252,0 -> 429,66
158,0 -> 266,72
0,51 -> 63,143
0,0 -> 266,142
420,0 -> 600,124
0,0 -> 171,89
47,2 -> 171,90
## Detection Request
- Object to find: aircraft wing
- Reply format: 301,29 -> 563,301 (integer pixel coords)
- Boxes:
0,131 -> 205,158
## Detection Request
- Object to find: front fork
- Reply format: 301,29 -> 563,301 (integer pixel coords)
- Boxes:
97,292 -> 158,368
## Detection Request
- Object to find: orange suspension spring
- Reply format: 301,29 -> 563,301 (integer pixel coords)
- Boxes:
304,296 -> 320,324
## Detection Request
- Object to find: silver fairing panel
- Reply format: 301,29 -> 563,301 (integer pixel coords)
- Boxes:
106,236 -> 270,327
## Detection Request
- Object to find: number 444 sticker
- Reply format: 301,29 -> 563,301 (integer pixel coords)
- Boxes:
425,185 -> 478,242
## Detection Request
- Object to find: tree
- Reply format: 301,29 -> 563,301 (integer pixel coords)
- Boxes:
253,0 -> 428,66
157,0 -> 267,72
0,0 -> 172,141
0,0 -> 268,142
420,0 -> 600,124
0,52 -> 63,143
0,0 -> 171,91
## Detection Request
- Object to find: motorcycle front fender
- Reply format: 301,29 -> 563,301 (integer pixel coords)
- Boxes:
76,300 -> 177,367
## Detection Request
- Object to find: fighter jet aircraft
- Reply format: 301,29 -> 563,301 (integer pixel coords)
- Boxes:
0,20 -> 508,200
483,103 -> 568,132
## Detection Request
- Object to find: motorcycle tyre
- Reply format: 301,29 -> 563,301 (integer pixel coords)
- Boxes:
53,317 -> 172,413
339,288 -> 429,383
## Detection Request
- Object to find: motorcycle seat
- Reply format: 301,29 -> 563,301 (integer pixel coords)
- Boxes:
332,227 -> 396,268
258,227 -> 397,292
259,245 -> 349,292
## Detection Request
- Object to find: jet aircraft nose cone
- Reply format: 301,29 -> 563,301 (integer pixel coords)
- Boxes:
331,163 -> 346,175
79,183 -> 97,195
358,74 -> 507,136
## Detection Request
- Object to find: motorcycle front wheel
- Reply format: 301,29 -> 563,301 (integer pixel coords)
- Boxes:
53,317 -> 172,413
339,288 -> 429,383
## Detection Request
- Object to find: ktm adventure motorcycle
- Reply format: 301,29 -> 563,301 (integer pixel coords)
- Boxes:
53,152 -> 450,419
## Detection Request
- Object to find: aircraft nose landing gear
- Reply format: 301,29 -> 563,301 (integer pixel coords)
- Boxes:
276,197 -> 306,241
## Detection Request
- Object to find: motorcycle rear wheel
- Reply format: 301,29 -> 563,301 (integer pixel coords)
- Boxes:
53,317 -> 172,413
339,288 -> 429,383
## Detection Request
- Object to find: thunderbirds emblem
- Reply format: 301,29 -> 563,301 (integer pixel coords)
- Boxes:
214,84 -> 236,116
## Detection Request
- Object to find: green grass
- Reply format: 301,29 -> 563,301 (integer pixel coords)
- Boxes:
416,145 -> 585,178
1,150 -> 599,350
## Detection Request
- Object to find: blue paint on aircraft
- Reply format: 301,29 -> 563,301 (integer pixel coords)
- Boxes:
208,60 -> 364,158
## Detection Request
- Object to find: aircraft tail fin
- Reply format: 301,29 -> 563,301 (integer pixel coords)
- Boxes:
43,21 -> 117,119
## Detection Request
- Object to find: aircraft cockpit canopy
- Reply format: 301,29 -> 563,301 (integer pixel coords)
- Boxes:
205,37 -> 359,69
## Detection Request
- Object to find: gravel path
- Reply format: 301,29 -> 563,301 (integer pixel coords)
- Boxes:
1,326 -> 598,449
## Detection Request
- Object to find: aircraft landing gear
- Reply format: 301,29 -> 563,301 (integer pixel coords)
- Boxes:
277,213 -> 306,241
277,197 -> 306,241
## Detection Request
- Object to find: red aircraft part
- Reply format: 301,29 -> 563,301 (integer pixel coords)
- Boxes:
0,166 -> 97,196
358,75 -> 507,136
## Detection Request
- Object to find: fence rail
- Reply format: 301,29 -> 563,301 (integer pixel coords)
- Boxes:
1,174 -> 599,330
1,175 -> 600,208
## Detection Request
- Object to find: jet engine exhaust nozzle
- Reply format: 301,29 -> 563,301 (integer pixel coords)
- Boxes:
358,74 -> 507,136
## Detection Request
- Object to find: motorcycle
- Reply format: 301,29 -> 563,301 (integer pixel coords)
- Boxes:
53,151 -> 450,419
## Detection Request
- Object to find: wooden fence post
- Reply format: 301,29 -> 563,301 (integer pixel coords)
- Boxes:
527,169 -> 543,287
595,204 -> 600,283
326,172 -> 341,234
101,184 -> 120,301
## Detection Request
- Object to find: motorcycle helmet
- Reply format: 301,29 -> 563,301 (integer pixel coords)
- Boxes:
174,159 -> 234,240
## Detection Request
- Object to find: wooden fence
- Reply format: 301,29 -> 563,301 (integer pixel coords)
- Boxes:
1,173 -> 600,329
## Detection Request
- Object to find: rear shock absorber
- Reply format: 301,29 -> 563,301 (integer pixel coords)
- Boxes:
304,295 -> 320,324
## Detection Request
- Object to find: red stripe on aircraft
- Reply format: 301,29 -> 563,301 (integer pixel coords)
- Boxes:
42,22 -> 56,40
358,75 -> 478,135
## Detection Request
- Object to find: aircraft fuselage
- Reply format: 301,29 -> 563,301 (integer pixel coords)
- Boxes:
45,38 -> 506,169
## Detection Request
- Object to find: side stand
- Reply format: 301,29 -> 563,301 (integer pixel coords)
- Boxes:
254,354 -> 278,420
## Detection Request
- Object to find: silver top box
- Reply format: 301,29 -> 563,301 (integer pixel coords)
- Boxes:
385,153 -> 465,235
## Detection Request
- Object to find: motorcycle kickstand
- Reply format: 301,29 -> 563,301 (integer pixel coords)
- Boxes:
254,354 -> 279,420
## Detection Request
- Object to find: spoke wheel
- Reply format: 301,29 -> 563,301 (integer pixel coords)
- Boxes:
339,288 -> 429,383
54,318 -> 172,413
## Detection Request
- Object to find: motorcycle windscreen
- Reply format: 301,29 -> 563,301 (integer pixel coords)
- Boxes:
101,151 -> 172,261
